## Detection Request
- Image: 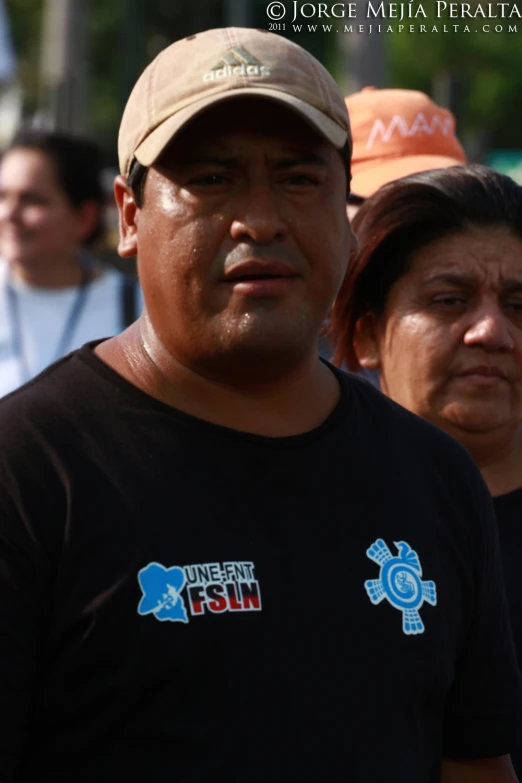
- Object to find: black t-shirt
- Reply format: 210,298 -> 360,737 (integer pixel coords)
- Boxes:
0,345 -> 520,783
494,488 -> 522,779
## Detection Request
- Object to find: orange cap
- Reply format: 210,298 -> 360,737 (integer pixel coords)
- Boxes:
345,87 -> 467,198
118,27 -> 351,177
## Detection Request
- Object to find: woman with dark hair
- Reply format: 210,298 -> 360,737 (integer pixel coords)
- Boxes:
330,162 -> 522,776
0,130 -> 140,396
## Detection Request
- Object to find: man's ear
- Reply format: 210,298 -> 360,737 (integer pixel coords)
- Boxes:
114,175 -> 138,258
353,312 -> 381,370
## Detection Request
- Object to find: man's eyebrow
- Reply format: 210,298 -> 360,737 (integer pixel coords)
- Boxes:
181,154 -> 242,167
500,279 -> 522,293
277,153 -> 328,168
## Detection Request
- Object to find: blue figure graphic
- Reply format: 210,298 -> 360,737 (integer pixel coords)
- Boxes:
364,539 -> 437,635
137,562 -> 188,623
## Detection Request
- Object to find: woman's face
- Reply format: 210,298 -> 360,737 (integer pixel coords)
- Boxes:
0,148 -> 87,266
355,227 -> 522,439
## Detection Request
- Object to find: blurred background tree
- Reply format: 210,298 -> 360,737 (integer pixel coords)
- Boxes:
389,4 -> 522,156
4,0 -> 522,163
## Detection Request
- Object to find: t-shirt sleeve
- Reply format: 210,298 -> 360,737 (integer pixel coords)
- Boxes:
443,481 -> 522,759
0,438 -> 64,782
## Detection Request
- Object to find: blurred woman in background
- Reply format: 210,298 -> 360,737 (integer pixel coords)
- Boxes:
329,163 -> 522,777
0,130 -> 140,396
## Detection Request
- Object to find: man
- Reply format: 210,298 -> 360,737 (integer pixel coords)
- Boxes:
345,87 -> 467,219
0,27 -> 519,783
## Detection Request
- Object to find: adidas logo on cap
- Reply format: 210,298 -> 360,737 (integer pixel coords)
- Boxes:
203,47 -> 271,82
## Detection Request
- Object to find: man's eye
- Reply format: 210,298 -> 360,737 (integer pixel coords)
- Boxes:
432,296 -> 466,307
284,174 -> 318,186
191,174 -> 228,186
505,300 -> 522,312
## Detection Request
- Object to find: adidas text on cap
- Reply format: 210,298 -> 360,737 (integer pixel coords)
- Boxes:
118,27 -> 351,177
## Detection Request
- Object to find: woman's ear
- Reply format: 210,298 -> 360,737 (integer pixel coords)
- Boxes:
353,313 -> 381,370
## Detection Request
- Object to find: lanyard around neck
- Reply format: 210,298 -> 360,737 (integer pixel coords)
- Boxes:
6,263 -> 93,384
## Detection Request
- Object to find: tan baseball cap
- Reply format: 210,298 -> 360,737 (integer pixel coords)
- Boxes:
118,27 -> 351,177
346,87 -> 467,198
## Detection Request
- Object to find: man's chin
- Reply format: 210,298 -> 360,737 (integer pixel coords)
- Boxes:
222,318 -> 315,355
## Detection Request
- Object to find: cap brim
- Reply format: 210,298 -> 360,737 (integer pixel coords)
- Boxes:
350,154 -> 465,199
132,88 -> 348,172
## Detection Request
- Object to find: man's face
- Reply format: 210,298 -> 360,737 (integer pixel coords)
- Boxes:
121,99 -> 354,374
356,227 -> 522,438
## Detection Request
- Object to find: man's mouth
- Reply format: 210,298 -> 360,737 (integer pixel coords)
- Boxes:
222,259 -> 299,297
223,259 -> 298,281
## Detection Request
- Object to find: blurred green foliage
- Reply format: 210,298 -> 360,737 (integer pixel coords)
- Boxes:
5,0 -> 42,113
389,2 -> 522,149
5,0 -> 522,160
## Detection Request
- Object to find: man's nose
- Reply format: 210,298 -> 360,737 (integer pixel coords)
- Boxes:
229,181 -> 286,244
463,303 -> 514,352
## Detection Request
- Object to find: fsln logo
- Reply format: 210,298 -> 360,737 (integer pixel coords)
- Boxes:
203,47 -> 271,82
137,560 -> 263,623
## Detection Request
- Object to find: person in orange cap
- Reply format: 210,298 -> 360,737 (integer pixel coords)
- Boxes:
345,87 -> 467,219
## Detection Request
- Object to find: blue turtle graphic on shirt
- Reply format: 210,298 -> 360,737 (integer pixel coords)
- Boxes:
364,539 -> 437,635
137,562 -> 188,623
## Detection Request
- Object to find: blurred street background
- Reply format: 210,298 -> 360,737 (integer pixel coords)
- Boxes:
1,0 -> 522,248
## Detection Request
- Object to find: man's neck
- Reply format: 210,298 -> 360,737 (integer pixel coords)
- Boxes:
9,255 -> 87,289
94,318 -> 341,438
456,427 -> 522,497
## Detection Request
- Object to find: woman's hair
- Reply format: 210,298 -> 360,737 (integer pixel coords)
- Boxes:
329,163 -> 522,370
5,129 -> 106,246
